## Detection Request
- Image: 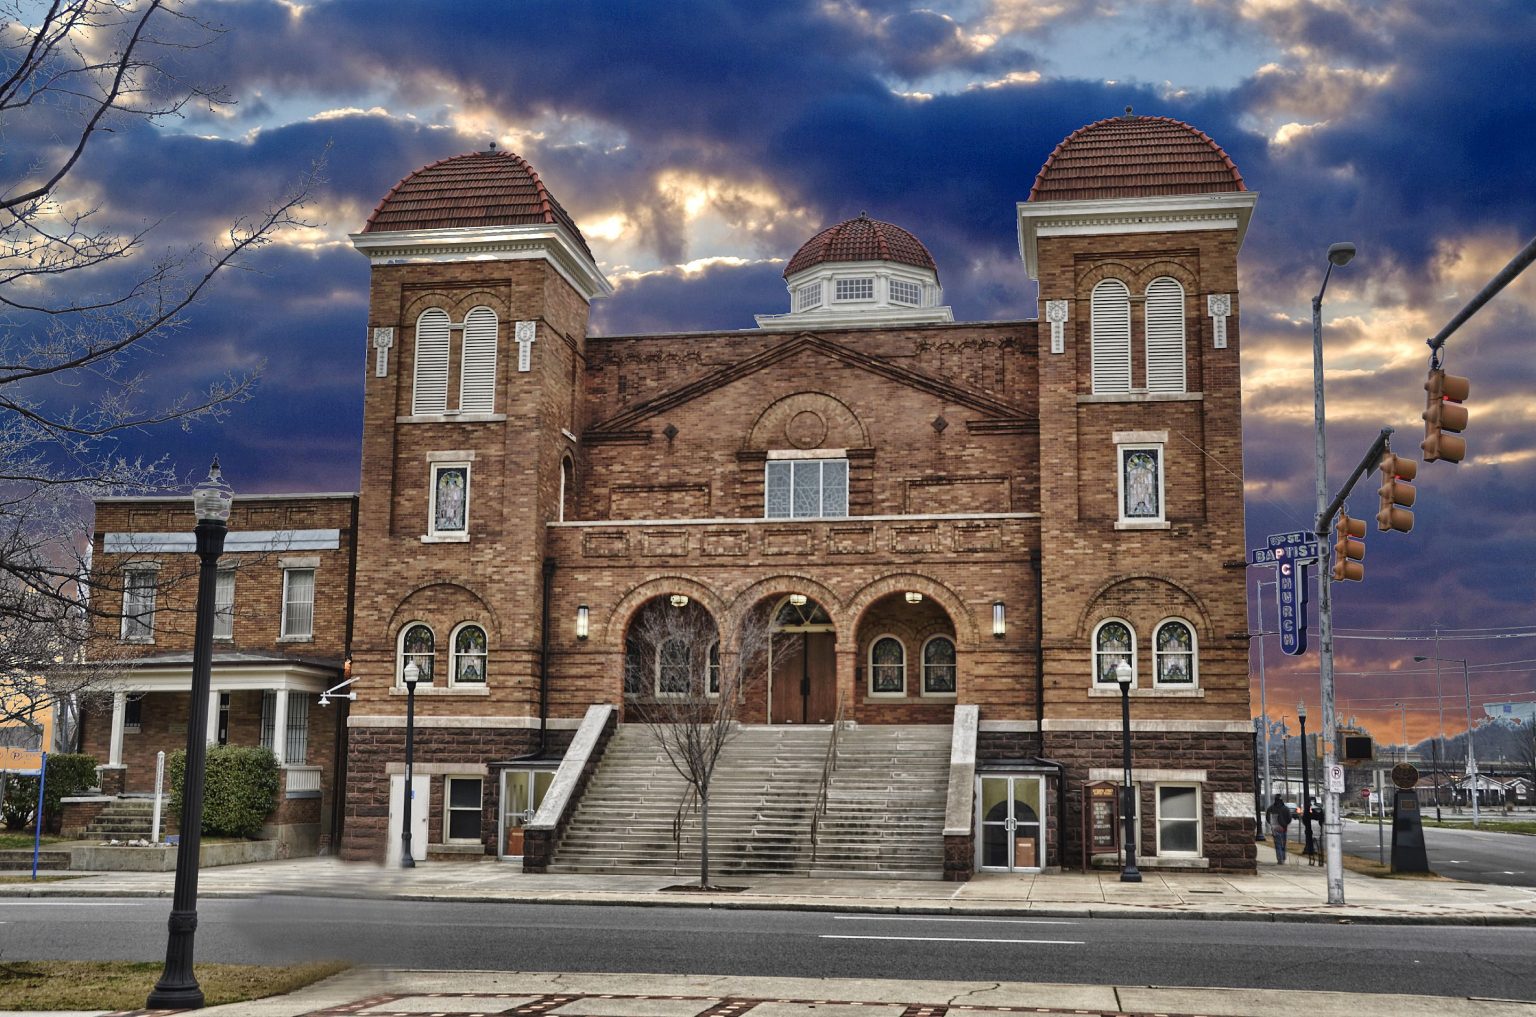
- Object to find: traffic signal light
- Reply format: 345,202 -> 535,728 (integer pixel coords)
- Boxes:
1332,512 -> 1365,581
1422,367 -> 1470,463
1376,452 -> 1416,533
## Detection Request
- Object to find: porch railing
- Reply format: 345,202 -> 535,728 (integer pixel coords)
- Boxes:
808,693 -> 846,866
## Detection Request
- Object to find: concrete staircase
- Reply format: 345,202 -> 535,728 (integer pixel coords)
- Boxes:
547,723 -> 949,879
82,797 -> 158,841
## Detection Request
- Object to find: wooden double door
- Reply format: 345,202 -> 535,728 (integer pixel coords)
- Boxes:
770,631 -> 837,724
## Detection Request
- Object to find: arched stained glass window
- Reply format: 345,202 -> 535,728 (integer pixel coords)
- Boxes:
870,636 -> 906,695
453,623 -> 488,685
400,623 -> 435,684
1154,619 -> 1196,686
1093,620 -> 1134,687
922,636 -> 956,695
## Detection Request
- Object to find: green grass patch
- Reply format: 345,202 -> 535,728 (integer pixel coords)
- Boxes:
1339,853 -> 1446,879
1423,819 -> 1536,835
0,959 -> 350,1010
0,874 -> 81,883
0,834 -> 71,850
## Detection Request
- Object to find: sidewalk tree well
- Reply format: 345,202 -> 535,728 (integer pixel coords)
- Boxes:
169,745 -> 278,838
623,598 -> 778,888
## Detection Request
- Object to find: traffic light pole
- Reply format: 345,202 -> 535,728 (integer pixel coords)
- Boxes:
1313,425 -> 1393,907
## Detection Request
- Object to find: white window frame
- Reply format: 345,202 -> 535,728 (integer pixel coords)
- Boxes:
833,276 -> 874,302
412,307 -> 452,415
920,634 -> 957,698
868,634 -> 907,697
1144,277 -> 1187,393
444,775 -> 483,844
1091,618 -> 1136,689
794,281 -> 823,312
1152,617 -> 1198,689
459,306 -> 499,414
428,461 -> 472,540
120,566 -> 159,643
1155,782 -> 1202,857
450,622 -> 489,687
213,566 -> 235,641
1116,440 -> 1166,526
889,278 -> 922,306
1090,278 -> 1132,394
398,622 -> 436,687
280,567 -> 316,641
764,457 -> 849,519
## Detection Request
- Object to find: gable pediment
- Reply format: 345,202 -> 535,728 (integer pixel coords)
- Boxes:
585,332 -> 1034,441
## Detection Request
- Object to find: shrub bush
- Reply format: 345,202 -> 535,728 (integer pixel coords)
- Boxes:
0,754 -> 99,831
169,745 -> 279,839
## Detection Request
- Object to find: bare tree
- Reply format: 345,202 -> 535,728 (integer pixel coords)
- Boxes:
0,1 -> 316,699
623,599 -> 779,888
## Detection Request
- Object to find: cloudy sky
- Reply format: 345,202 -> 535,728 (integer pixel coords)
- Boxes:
17,0 -> 1536,753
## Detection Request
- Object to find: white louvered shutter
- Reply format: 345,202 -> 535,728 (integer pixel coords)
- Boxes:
412,308 -> 451,414
1090,279 -> 1131,393
459,306 -> 499,413
1145,277 -> 1187,393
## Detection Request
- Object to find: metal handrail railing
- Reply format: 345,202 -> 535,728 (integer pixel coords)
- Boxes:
809,693 -> 846,865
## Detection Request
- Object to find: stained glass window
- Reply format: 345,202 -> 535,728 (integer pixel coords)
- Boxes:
1155,620 -> 1195,686
922,636 -> 956,694
1121,447 -> 1161,520
1094,620 -> 1133,686
432,465 -> 469,535
870,636 -> 906,694
401,623 -> 434,683
454,624 -> 488,685
765,459 -> 848,519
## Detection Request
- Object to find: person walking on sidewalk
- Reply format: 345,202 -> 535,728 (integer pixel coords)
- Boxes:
1266,794 -> 1292,863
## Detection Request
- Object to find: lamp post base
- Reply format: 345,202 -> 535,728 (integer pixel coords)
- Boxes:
147,982 -> 205,1011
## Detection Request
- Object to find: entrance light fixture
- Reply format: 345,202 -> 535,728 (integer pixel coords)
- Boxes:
992,601 -> 1006,638
905,591 -> 923,604
576,605 -> 590,640
669,594 -> 690,608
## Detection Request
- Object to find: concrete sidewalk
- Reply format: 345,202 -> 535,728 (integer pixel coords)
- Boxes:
3,840 -> 1535,925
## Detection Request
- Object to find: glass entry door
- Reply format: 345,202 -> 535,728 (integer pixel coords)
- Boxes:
500,769 -> 555,859
978,774 -> 1044,872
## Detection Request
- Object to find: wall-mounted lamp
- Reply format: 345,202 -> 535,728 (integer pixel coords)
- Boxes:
576,604 -> 590,640
905,591 -> 923,605
788,593 -> 807,607
669,594 -> 690,608
992,601 -> 1006,638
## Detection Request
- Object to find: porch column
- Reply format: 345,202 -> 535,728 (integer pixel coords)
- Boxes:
271,688 -> 289,766
108,691 -> 127,766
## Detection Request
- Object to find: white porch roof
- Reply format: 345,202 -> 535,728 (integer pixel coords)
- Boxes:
100,653 -> 339,694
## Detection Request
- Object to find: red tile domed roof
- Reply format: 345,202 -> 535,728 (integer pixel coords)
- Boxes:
1029,113 -> 1245,203
784,213 -> 938,279
363,148 -> 592,260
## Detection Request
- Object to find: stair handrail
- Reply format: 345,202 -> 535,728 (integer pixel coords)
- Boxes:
808,692 -> 846,865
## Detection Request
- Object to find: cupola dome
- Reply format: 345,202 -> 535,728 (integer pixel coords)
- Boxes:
757,213 -> 951,329
1028,113 -> 1245,203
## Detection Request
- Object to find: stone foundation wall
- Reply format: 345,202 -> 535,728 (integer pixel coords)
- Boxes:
340,726 -> 572,862
1044,729 -> 1255,872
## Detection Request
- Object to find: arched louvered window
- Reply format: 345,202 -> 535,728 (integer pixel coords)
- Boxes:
412,308 -> 451,414
1090,279 -> 1131,394
1145,277 -> 1187,393
459,306 -> 499,413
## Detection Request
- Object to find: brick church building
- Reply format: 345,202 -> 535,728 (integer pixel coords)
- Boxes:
86,112 -> 1258,876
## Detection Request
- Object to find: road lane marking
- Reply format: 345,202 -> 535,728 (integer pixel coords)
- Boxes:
821,934 -> 1083,945
834,915 -> 1078,925
0,901 -> 146,906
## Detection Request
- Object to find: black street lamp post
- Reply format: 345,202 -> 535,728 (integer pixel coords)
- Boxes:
147,460 -> 232,1011
1114,660 -> 1141,883
1299,700 -> 1315,857
401,660 -> 421,868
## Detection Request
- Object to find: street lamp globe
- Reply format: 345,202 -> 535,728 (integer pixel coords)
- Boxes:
403,660 -> 421,689
1114,659 -> 1132,689
192,458 -> 233,522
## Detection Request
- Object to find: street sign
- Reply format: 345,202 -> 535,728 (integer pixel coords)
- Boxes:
1361,787 -> 1372,799
1327,764 -> 1345,794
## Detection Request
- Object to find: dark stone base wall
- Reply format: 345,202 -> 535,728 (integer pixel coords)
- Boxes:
341,726 -> 572,863
977,730 -> 1043,760
1043,729 -> 1256,872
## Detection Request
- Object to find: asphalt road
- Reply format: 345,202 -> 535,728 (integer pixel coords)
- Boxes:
1337,818 -> 1536,885
2,897 -> 1533,1001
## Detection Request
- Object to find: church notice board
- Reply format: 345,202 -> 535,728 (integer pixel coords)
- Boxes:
1082,781 -> 1119,871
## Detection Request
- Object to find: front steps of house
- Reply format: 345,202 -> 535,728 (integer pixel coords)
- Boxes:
82,798 -> 159,841
547,723 -> 949,879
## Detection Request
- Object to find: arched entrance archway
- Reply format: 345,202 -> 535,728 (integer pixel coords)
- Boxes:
768,595 -> 836,724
